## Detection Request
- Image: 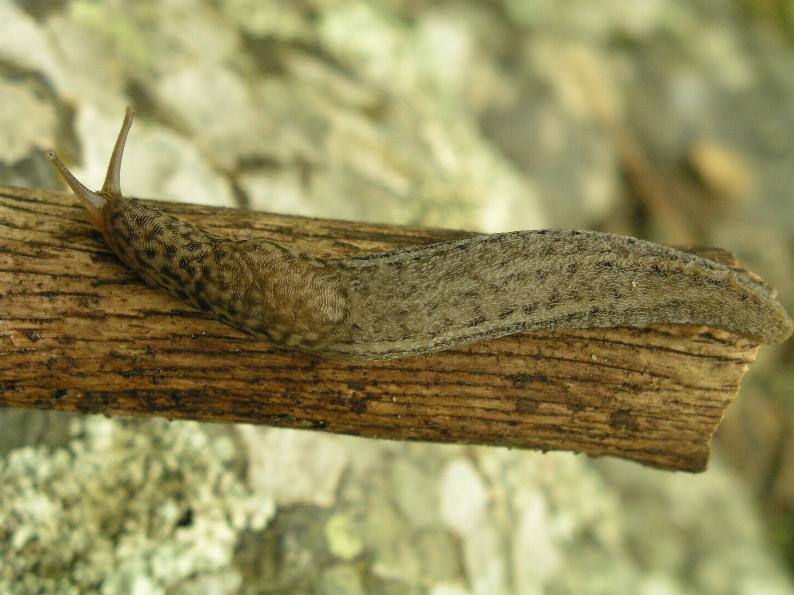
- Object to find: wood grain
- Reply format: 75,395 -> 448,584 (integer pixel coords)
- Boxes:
0,185 -> 761,471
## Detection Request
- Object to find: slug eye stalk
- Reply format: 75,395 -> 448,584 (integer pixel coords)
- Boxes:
46,107 -> 135,233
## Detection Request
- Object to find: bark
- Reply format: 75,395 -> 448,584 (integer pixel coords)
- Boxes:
0,185 -> 761,471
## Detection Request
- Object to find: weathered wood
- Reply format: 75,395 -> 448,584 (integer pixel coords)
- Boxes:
0,185 -> 760,471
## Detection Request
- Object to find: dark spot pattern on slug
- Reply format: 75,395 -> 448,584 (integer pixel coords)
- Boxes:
101,197 -> 351,351
160,265 -> 180,282
178,257 -> 193,273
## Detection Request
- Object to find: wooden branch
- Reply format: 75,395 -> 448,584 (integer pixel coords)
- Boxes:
0,185 -> 761,472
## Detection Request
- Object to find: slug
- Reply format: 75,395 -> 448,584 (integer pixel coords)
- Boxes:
46,108 -> 793,360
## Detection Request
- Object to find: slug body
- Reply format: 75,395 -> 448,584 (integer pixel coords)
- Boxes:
47,109 -> 793,360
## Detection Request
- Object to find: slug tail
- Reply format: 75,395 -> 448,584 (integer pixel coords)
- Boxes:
46,150 -> 107,231
323,230 -> 794,359
102,106 -> 134,196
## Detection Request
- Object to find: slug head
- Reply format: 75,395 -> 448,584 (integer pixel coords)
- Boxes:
46,107 -> 135,235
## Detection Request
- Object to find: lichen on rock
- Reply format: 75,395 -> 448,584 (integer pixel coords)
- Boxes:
0,418 -> 273,594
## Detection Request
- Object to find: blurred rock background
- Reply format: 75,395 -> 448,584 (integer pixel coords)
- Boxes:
1,0 -> 793,593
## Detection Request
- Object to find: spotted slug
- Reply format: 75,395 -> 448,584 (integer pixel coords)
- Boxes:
46,108 -> 793,359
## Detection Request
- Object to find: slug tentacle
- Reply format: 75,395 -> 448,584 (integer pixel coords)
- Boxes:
48,109 -> 793,360
46,150 -> 107,230
102,106 -> 135,195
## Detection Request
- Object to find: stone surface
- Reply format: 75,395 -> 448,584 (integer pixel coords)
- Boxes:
238,427 -> 348,508
0,82 -> 57,163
